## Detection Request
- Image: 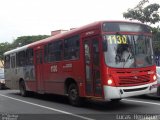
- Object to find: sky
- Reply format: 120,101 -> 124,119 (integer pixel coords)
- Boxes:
0,0 -> 160,43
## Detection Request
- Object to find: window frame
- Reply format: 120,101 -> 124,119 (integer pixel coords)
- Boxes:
4,55 -> 10,69
44,39 -> 63,63
26,48 -> 34,65
64,35 -> 80,60
17,50 -> 26,67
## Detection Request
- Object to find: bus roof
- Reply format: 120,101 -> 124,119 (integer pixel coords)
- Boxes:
4,20 -> 146,55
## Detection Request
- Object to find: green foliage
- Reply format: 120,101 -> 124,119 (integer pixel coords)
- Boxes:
123,0 -> 160,24
123,0 -> 160,55
12,35 -> 50,48
152,27 -> 160,54
0,35 -> 50,67
0,42 -> 12,66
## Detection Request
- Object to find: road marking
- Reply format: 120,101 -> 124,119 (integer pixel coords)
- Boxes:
123,98 -> 160,106
0,93 -> 94,120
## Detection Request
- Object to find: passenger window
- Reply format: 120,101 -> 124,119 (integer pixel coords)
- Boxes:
44,40 -> 63,62
4,55 -> 10,68
17,51 -> 26,67
11,56 -> 16,68
64,35 -> 80,60
26,49 -> 34,65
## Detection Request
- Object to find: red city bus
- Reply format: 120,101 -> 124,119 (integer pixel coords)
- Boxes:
4,21 -> 157,106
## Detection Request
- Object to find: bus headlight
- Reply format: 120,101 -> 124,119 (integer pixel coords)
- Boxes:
153,75 -> 157,81
107,79 -> 113,85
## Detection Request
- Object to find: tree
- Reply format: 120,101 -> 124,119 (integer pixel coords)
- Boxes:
123,0 -> 160,25
12,35 -> 50,48
0,35 -> 50,67
152,26 -> 160,55
0,42 -> 12,67
123,0 -> 160,55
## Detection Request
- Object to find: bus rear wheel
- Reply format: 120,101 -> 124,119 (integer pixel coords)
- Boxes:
68,83 -> 82,106
19,81 -> 28,97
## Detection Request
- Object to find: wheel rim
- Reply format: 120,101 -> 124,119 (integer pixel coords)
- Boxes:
70,88 -> 78,100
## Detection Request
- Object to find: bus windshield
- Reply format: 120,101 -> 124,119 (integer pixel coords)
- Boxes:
103,34 -> 155,68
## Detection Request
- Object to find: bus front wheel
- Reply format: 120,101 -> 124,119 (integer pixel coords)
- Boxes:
68,83 -> 82,106
19,81 -> 28,97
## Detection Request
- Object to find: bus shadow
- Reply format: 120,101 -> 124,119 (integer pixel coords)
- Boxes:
83,100 -> 142,111
5,90 -> 145,112
12,92 -> 143,111
131,94 -> 160,101
18,92 -> 70,105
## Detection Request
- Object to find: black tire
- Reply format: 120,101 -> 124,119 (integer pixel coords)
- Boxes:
0,84 -> 2,90
68,83 -> 82,106
19,81 -> 28,97
157,86 -> 160,96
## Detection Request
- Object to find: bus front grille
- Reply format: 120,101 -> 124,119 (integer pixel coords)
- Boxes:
118,75 -> 150,86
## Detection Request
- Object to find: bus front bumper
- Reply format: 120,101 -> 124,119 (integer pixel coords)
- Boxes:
103,81 -> 157,100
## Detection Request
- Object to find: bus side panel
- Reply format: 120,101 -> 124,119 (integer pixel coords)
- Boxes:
61,60 -> 86,97
5,67 -> 25,89
42,59 -> 85,96
24,65 -> 37,92
5,68 -> 19,89
43,62 -> 65,95
25,81 -> 37,92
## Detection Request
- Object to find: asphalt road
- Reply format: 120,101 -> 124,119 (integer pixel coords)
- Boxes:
0,90 -> 160,120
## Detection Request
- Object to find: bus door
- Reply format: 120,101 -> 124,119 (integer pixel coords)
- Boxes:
84,36 -> 102,97
35,49 -> 44,93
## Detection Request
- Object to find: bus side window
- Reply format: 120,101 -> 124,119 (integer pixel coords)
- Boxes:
44,45 -> 48,63
53,40 -> 63,61
4,55 -> 10,68
11,56 -> 16,68
64,35 -> 80,60
26,49 -> 34,65
17,51 -> 26,67
48,42 -> 55,62
44,40 -> 63,62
